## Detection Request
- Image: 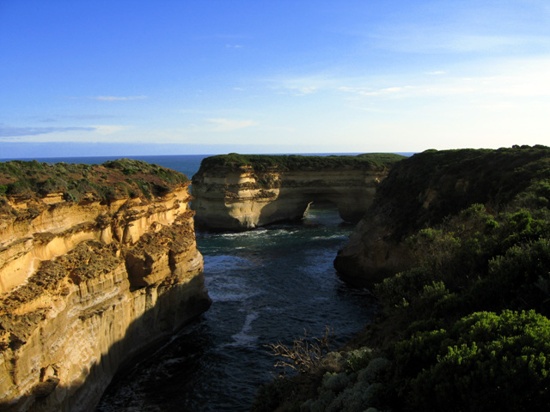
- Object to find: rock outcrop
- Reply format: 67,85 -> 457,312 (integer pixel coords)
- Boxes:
192,153 -> 403,231
334,145 -> 550,287
0,159 -> 211,411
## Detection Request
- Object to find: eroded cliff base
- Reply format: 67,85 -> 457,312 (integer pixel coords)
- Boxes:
192,153 -> 403,231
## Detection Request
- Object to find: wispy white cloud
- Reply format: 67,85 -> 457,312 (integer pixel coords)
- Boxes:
361,1 -> 550,56
0,123 -> 129,139
206,118 -> 257,132
91,95 -> 147,101
338,85 -> 413,97
271,56 -> 550,104
378,33 -> 532,54
92,125 -> 128,135
269,74 -> 337,96
0,125 -> 95,138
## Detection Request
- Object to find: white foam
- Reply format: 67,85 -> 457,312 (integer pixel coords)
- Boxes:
204,255 -> 254,273
310,234 -> 348,241
218,228 -> 268,239
228,311 -> 259,347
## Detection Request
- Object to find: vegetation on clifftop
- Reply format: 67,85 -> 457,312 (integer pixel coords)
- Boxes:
195,153 -> 405,174
374,144 -> 550,241
0,158 -> 188,207
253,145 -> 550,412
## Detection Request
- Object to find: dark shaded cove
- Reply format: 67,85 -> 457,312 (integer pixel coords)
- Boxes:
97,205 -> 377,411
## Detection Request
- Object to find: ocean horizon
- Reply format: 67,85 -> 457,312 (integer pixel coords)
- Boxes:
1,152 -> 415,181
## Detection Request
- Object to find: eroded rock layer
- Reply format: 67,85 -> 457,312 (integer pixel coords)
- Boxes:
0,160 -> 211,412
192,153 -> 403,231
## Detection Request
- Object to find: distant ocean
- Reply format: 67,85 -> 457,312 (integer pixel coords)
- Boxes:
5,154 -> 208,182
3,153 -> 407,411
2,152 -> 414,180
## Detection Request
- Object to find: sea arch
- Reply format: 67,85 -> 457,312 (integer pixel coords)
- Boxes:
191,153 -> 404,231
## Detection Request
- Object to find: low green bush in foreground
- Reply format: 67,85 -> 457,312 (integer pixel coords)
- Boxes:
394,310 -> 550,411
254,146 -> 550,412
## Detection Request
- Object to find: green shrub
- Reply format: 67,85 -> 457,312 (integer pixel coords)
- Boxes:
345,347 -> 374,372
481,238 -> 550,313
254,146 -> 550,410
0,159 -> 187,203
394,310 -> 550,412
196,153 -> 404,174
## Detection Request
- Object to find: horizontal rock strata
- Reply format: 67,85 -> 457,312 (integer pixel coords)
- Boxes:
0,160 -> 211,412
192,154 -> 403,231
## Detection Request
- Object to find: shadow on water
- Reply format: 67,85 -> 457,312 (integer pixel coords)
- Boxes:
95,203 -> 377,411
2,203 -> 374,411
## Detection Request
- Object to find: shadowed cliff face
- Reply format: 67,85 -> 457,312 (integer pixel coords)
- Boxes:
191,154 -> 402,231
334,145 -> 550,288
0,160 -> 211,412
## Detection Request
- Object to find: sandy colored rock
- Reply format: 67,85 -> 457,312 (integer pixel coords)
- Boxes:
0,161 -> 211,412
192,159 -> 394,231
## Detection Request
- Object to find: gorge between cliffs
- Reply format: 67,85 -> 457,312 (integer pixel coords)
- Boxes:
3,146 -> 550,412
0,153 -> 393,411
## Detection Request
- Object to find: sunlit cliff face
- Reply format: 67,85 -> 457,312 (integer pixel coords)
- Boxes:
0,168 -> 210,412
192,167 -> 387,231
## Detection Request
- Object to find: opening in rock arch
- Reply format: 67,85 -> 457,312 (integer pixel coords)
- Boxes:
302,200 -> 343,226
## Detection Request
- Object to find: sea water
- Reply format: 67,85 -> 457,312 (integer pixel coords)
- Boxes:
15,154 -> 377,411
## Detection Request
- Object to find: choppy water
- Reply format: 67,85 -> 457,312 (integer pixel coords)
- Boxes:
97,208 -> 376,411
21,155 -> 377,411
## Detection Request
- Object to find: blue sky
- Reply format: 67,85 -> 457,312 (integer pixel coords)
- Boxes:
1,0 -> 549,158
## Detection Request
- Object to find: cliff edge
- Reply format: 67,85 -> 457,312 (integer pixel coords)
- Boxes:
0,159 -> 211,412
192,153 -> 404,231
253,145 -> 550,411
334,145 -> 550,287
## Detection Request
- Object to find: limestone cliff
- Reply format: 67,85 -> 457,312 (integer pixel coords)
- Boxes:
0,159 -> 211,411
192,153 -> 403,231
334,145 -> 550,287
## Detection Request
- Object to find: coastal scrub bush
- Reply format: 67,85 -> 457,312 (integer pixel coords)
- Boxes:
371,145 -> 550,241
376,202 -> 550,335
392,310 -> 550,412
514,179 -> 550,209
253,146 -> 550,411
299,354 -> 391,412
196,153 -> 405,173
0,159 -> 187,204
345,347 -> 373,372
476,238 -> 550,314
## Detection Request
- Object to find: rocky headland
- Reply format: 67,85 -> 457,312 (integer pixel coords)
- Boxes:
0,159 -> 211,412
334,145 -> 550,287
191,153 -> 404,231
254,145 -> 550,411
